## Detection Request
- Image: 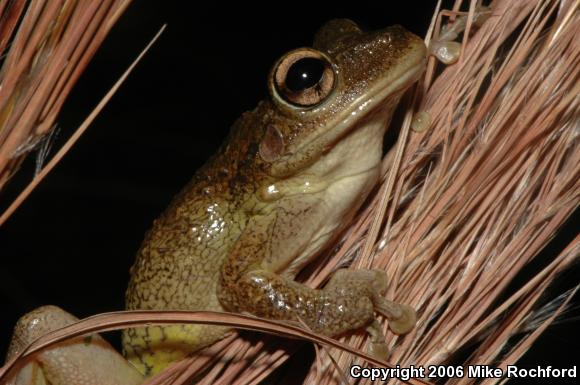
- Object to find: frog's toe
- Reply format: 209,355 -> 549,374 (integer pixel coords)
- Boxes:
387,304 -> 416,335
375,299 -> 417,335
365,319 -> 389,361
369,341 -> 389,361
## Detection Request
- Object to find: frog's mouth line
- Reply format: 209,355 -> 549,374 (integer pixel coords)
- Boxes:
270,56 -> 426,177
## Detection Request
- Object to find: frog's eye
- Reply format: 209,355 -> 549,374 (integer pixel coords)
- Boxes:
272,49 -> 335,107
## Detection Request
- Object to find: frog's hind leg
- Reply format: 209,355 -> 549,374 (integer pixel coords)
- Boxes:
5,306 -> 143,385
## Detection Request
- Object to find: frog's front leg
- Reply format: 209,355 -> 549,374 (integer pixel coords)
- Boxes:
6,306 -> 143,385
217,211 -> 416,357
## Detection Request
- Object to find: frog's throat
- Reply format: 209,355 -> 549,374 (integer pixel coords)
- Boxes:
270,57 -> 426,178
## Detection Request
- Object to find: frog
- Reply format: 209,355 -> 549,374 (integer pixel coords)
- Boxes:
5,19 -> 427,385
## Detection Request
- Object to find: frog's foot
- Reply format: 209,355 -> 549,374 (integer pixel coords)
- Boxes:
5,305 -> 143,385
430,5 -> 492,64
326,269 -> 417,335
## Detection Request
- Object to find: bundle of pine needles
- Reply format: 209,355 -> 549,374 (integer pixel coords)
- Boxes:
0,0 -> 577,384
0,0 -> 132,223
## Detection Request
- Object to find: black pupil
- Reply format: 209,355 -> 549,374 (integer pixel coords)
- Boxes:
285,57 -> 325,92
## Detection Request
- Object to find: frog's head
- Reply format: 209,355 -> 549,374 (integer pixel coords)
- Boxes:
256,19 -> 426,178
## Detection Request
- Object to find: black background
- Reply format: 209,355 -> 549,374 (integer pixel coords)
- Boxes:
0,1 -> 577,383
